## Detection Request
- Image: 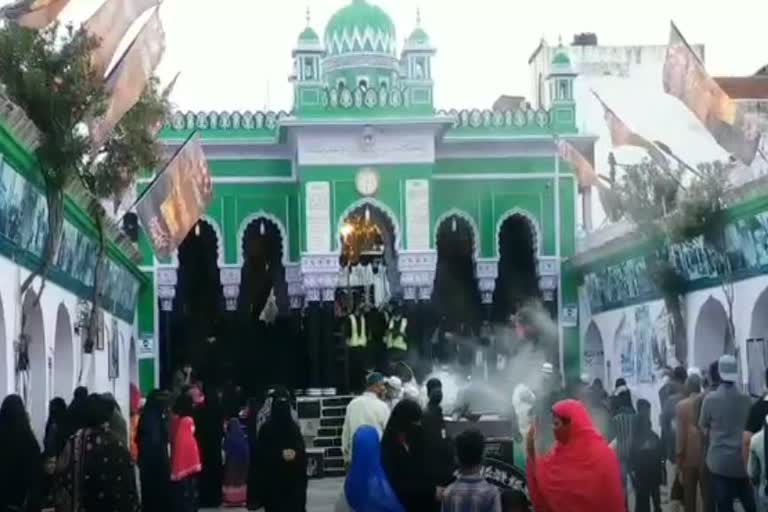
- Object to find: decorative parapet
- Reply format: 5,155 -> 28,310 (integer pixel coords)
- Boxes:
439,107 -> 554,137
161,110 -> 290,138
301,254 -> 341,303
285,263 -> 304,309
476,257 -> 559,303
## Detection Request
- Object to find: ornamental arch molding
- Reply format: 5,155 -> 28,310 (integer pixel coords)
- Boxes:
434,209 -> 480,259
494,208 -> 542,258
693,296 -> 729,371
237,212 -> 289,265
336,197 -> 402,251
170,216 -> 224,267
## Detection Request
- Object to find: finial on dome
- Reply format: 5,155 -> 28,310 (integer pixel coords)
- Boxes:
558,34 -> 563,47
416,7 -> 422,27
305,6 -> 311,27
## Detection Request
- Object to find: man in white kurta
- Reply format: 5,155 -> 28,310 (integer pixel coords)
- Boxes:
341,372 -> 391,463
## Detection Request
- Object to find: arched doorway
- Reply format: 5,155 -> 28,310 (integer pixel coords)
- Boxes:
747,287 -> 768,395
693,297 -> 729,370
53,304 -> 74,400
338,202 -> 401,305
432,213 -> 481,330
21,290 -> 46,437
492,213 -> 541,323
163,219 -> 223,386
583,321 -> 605,384
236,216 -> 291,395
0,293 -> 6,396
238,216 -> 288,316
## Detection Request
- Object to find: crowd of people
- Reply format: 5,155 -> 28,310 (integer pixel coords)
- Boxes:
7,351 -> 768,512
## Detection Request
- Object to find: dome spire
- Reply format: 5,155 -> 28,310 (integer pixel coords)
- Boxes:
305,6 -> 311,27
416,7 -> 422,27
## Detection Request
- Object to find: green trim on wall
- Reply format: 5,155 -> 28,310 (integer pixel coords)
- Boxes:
138,271 -> 155,335
208,159 -> 292,178
434,157 -> 555,175
138,358 -> 155,396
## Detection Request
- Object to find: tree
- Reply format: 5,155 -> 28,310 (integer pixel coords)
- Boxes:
0,22 -> 105,299
601,158 -> 689,365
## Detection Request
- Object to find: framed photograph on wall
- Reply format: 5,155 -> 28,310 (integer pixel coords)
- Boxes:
108,319 -> 119,380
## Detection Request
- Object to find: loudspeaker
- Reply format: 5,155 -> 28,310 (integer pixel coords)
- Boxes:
122,212 -> 139,242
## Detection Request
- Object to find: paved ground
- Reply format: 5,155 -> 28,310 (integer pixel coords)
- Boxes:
201,477 -> 343,512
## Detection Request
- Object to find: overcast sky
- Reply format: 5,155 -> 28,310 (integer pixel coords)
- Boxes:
6,0 -> 764,112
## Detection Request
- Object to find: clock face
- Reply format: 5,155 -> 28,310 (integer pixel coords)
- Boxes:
356,168 -> 379,196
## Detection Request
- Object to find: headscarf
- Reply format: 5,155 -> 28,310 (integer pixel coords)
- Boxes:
256,387 -> 297,434
345,426 -> 405,512
45,397 -> 68,456
137,390 -> 170,468
382,399 -> 423,456
223,418 -> 249,466
526,399 -> 624,512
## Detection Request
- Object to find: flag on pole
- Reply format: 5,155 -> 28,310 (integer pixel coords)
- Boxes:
558,139 -> 598,188
663,21 -> 760,164
136,132 -> 212,258
0,0 -> 70,29
84,0 -> 160,77
89,8 -> 166,149
592,90 -> 670,168
148,71 -> 179,137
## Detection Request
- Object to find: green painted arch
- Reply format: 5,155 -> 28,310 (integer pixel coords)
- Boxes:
335,196 -> 402,251
433,208 -> 480,258
494,208 -> 542,258
169,214 -> 225,266
236,211 -> 290,265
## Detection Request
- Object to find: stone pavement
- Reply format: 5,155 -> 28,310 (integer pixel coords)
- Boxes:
201,477 -> 343,512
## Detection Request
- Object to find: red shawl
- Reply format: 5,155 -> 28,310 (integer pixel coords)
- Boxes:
170,415 -> 201,481
526,399 -> 624,512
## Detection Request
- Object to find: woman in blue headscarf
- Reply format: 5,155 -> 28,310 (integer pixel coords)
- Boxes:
336,425 -> 404,512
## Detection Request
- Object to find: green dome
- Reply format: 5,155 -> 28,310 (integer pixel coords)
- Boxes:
299,26 -> 319,43
552,51 -> 571,65
407,27 -> 429,45
324,0 -> 397,57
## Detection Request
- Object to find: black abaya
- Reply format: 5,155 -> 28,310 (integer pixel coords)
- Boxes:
254,396 -> 307,512
194,398 -> 224,508
137,403 -> 171,512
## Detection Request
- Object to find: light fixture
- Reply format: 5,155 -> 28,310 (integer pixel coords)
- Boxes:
341,222 -> 354,239
195,222 -> 200,237
365,207 -> 371,222
451,217 -> 457,233
260,221 -> 265,235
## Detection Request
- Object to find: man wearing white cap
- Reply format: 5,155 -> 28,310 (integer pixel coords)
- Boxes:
698,354 -> 756,512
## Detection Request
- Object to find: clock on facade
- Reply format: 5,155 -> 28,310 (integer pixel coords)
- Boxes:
355,168 -> 379,196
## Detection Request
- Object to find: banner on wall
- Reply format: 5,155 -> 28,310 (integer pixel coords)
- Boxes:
136,132 -> 212,258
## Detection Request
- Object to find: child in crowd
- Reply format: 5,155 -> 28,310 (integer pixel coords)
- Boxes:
441,429 -> 501,512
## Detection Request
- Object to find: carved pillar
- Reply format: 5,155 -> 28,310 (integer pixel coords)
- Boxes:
476,259 -> 498,304
157,268 -> 177,312
219,267 -> 241,312
399,251 -> 437,301
301,255 -> 340,303
285,263 -> 305,309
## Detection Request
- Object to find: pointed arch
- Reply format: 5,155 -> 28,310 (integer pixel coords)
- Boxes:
495,208 -> 541,257
53,303 -> 74,400
337,197 -> 401,251
434,209 -> 480,259
693,296 -> 729,370
583,321 -> 605,384
22,289 -> 46,438
237,212 -> 289,265
170,216 -> 224,266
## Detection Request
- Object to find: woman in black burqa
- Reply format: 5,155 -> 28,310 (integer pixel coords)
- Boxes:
0,394 -> 42,512
195,387 -> 225,508
137,390 -> 172,512
253,387 -> 307,512
381,399 -> 441,512
421,379 -> 455,491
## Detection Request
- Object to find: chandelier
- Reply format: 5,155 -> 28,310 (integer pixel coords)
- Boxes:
340,208 -> 384,268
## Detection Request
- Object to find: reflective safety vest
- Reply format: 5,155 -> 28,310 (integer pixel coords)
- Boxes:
385,317 -> 408,351
347,314 -> 367,348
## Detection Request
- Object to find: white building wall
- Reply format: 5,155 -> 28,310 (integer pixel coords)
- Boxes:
0,253 -> 137,439
580,274 -> 768,431
530,42 -> 768,228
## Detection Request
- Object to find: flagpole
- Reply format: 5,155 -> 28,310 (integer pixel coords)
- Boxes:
129,129 -> 198,210
554,134 -> 564,385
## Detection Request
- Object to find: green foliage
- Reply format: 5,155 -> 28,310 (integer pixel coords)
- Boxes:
84,76 -> 170,207
672,161 -> 733,249
0,22 -> 105,187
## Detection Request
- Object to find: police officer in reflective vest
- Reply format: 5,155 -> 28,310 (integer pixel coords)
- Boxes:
346,305 -> 370,393
385,306 -> 408,367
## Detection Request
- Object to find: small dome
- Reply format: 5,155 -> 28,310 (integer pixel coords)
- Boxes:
325,0 -> 397,57
550,50 -> 575,75
407,27 -> 429,45
299,26 -> 319,43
